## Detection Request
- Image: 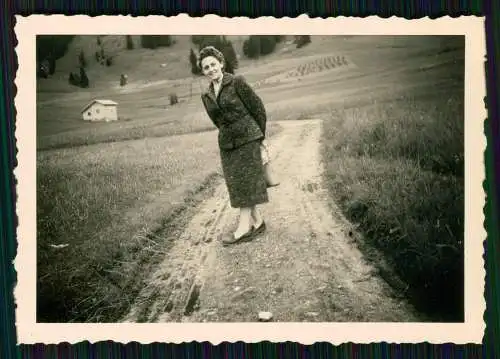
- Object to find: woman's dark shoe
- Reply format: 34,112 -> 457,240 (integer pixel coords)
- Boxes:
253,221 -> 266,235
222,227 -> 254,246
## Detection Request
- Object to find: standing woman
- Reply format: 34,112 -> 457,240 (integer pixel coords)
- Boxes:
199,46 -> 269,245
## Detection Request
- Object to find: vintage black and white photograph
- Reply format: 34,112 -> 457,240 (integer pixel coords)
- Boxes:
15,15 -> 486,344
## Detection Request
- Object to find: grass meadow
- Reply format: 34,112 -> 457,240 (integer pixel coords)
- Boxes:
37,35 -> 465,322
319,41 -> 465,320
321,89 -> 464,321
37,131 -> 221,321
37,122 -> 283,322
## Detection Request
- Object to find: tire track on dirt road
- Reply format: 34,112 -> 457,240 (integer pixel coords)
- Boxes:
123,119 -> 422,323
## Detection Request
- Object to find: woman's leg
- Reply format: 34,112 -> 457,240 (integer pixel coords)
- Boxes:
234,207 -> 252,238
250,206 -> 264,228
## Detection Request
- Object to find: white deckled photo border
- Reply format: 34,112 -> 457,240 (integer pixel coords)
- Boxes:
14,14 -> 486,345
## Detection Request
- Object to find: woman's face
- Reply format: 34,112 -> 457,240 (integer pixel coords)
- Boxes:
201,56 -> 224,82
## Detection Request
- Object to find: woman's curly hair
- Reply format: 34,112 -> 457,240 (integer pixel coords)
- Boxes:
198,46 -> 225,70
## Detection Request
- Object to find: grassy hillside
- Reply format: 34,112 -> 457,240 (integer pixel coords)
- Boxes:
38,35 -> 300,92
36,35 -> 465,322
37,35 -> 460,149
36,35 -> 356,149
319,36 -> 465,321
37,35 -> 356,94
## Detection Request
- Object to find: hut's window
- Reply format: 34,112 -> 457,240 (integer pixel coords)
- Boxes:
96,108 -> 100,114
87,112 -> 91,116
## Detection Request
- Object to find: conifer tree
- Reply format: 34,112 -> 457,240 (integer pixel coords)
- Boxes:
79,67 -> 89,88
189,48 -> 201,75
78,50 -> 87,68
295,35 -> 311,48
243,36 -> 261,58
220,37 -> 238,74
48,55 -> 56,75
259,36 -> 277,55
126,35 -> 134,50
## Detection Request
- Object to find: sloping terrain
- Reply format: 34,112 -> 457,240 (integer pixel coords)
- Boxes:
36,35 -> 465,323
123,119 -> 422,323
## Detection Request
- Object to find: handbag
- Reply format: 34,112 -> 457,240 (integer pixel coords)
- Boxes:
260,140 -> 280,188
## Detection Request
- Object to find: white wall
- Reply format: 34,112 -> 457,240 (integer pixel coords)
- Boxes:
81,103 -> 118,121
82,106 -> 93,121
104,106 -> 118,121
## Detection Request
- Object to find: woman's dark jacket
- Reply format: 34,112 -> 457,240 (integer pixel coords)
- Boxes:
201,73 -> 267,150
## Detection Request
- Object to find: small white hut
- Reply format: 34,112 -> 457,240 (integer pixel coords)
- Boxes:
81,99 -> 118,122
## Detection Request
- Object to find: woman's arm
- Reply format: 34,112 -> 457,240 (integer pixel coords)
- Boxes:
233,75 -> 267,137
201,95 -> 220,129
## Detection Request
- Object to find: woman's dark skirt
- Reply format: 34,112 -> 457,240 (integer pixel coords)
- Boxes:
220,140 -> 269,208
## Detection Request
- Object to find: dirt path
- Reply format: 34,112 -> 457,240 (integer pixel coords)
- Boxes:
123,119 -> 421,323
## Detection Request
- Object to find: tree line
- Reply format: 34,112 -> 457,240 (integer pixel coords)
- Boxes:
242,35 -> 311,58
189,35 -> 311,75
36,35 -> 75,78
37,35 -> 313,86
